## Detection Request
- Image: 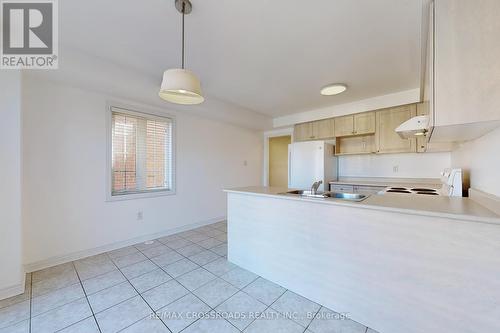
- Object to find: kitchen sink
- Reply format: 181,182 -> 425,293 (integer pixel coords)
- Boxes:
281,190 -> 368,202
324,192 -> 367,201
285,190 -> 328,198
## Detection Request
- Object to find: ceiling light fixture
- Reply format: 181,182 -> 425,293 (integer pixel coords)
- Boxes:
320,83 -> 347,96
159,0 -> 204,105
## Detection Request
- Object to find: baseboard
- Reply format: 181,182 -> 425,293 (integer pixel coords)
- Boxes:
469,188 -> 500,215
24,216 -> 226,273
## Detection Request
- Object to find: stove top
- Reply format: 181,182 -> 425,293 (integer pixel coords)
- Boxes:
384,187 -> 441,196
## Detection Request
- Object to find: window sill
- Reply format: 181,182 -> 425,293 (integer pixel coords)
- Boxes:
106,189 -> 176,202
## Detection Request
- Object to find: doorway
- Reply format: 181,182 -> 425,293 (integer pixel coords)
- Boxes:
268,135 -> 291,187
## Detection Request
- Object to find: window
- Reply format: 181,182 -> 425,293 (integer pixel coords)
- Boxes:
108,106 -> 174,198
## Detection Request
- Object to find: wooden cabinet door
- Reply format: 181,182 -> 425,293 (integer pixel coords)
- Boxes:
376,105 -> 417,154
334,115 -> 354,137
312,119 -> 335,139
353,112 -> 375,135
294,122 -> 313,142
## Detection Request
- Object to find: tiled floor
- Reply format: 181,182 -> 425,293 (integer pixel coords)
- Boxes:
0,221 -> 379,333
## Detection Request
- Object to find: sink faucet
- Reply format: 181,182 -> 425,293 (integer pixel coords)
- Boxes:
311,180 -> 323,194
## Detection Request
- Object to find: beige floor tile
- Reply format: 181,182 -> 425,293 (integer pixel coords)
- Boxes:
270,290 -> 321,327
202,258 -> 237,276
215,291 -> 267,330
157,294 -> 210,333
192,278 -> 238,308
81,269 -> 125,295
58,317 -> 100,333
176,268 -> 216,291
182,317 -> 238,333
95,296 -> 151,333
32,283 -> 85,316
31,298 -> 92,333
141,280 -> 189,311
244,308 -> 304,333
87,281 -> 137,313
242,277 -> 286,306
112,252 -> 147,269
121,316 -> 170,332
0,319 -> 29,333
162,258 -> 199,278
308,307 -> 367,333
130,269 -> 171,293
0,300 -> 30,329
188,250 -> 220,266
120,260 -> 157,279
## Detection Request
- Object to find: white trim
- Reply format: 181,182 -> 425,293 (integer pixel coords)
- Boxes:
105,102 -> 177,201
262,128 -> 294,186
272,88 -> 420,128
0,276 -> 25,301
24,216 -> 226,273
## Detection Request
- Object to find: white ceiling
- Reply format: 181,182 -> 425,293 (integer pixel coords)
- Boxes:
60,0 -> 423,118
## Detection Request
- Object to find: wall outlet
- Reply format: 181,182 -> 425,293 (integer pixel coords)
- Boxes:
243,160 -> 248,166
137,211 -> 143,221
393,165 -> 399,173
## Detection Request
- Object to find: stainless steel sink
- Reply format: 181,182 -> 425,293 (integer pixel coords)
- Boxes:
285,190 -> 328,198
324,192 -> 367,201
281,190 -> 368,202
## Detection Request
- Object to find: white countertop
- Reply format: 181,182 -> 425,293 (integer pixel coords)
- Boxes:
224,186 -> 500,225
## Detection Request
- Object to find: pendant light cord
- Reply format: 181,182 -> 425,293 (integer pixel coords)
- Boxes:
181,2 -> 185,69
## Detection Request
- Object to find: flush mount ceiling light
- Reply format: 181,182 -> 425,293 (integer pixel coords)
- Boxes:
159,0 -> 204,105
320,83 -> 347,96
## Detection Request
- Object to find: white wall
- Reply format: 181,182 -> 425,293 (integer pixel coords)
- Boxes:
22,77 -> 263,267
451,127 -> 500,197
30,46 -> 272,131
339,152 -> 451,179
0,71 -> 24,297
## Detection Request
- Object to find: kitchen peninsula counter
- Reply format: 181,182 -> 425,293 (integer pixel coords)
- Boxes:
224,186 -> 500,333
225,186 -> 500,225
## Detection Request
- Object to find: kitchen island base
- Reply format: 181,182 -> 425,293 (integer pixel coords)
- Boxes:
227,191 -> 500,333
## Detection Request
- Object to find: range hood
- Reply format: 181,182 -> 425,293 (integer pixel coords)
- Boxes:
395,115 -> 430,139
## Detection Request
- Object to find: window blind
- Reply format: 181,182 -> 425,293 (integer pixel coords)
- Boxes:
111,108 -> 173,196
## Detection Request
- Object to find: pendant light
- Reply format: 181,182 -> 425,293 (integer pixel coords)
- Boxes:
159,0 -> 204,104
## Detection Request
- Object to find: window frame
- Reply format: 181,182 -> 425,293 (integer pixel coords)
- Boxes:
106,103 -> 176,201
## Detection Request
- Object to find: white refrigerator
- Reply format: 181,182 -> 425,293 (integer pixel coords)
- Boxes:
288,141 -> 338,192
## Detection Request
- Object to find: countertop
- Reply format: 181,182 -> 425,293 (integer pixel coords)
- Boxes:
329,177 -> 442,189
224,186 -> 500,225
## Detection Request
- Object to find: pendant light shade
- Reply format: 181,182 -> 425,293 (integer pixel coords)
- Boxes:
159,69 -> 204,105
159,0 -> 204,105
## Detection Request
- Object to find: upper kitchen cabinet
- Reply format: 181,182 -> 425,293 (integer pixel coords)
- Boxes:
294,122 -> 313,142
294,119 -> 334,142
334,112 -> 375,137
334,115 -> 354,137
312,118 -> 335,139
376,105 -> 416,154
429,0 -> 500,141
354,112 -> 376,135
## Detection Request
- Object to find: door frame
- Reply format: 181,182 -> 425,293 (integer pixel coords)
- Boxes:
263,128 -> 294,186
